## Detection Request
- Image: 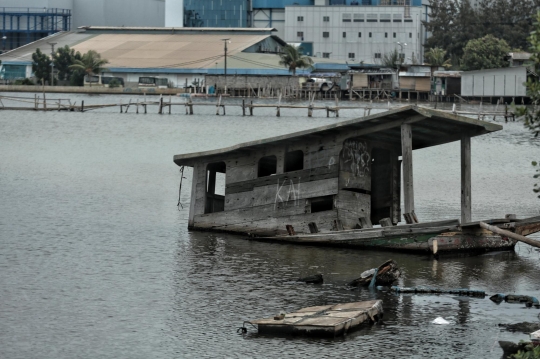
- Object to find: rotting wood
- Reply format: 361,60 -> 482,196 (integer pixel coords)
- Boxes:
308,222 -> 319,233
401,123 -> 414,215
286,225 -> 296,236
379,218 -> 393,227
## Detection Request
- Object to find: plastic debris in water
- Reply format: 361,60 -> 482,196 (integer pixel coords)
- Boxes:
432,317 -> 450,325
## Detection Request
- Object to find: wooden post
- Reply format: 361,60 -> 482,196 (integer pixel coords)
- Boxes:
34,94 -> 37,110
189,99 -> 193,115
81,100 -> 84,112
401,123 -> 414,218
169,95 -> 172,114
216,95 -> 221,115
461,134 -> 472,223
249,101 -> 253,116
242,99 -> 246,116
158,96 -> 163,114
43,92 -> 46,110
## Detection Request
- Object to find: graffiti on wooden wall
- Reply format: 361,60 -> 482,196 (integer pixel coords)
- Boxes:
340,139 -> 371,177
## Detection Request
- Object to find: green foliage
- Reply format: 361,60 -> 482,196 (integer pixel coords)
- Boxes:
460,35 -> 511,71
68,50 -> 109,78
425,47 -> 452,68
279,45 -> 313,76
31,48 -> 52,84
13,78 -> 34,85
518,11 -> 540,199
52,45 -> 82,81
379,49 -> 400,69
423,0 -> 538,61
108,78 -> 120,88
511,342 -> 540,359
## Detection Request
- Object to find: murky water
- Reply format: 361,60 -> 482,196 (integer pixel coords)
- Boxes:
1,93 -> 539,358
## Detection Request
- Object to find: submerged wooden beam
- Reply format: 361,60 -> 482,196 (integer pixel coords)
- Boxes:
461,135 -> 472,223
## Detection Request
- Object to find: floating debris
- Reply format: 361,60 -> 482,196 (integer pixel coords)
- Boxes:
391,286 -> 486,298
245,300 -> 383,337
432,317 -> 450,325
297,274 -> 323,284
348,260 -> 401,288
490,293 -> 540,307
498,322 -> 540,334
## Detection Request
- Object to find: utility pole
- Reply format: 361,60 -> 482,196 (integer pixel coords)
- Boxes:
48,42 -> 57,86
221,38 -> 230,92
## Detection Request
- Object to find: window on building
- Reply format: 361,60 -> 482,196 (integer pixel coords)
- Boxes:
323,52 -> 331,58
374,53 -> 381,59
310,195 -> 334,213
409,32 -> 412,38
367,14 -> 377,22
404,18 -> 413,22
385,32 -> 388,38
297,31 -> 304,37
323,32 -> 330,38
358,32 -> 362,38
393,14 -> 402,22
297,16 -> 304,21
323,16 -> 330,22
353,14 -> 364,22
284,150 -> 304,172
369,32 -> 372,38
258,155 -> 277,177
205,162 -> 226,214
393,32 -> 396,38
342,14 -> 352,22
348,52 -> 355,59
343,32 -> 347,38
380,14 -> 391,22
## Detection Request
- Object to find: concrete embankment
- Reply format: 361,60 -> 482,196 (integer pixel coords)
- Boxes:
0,85 -> 186,95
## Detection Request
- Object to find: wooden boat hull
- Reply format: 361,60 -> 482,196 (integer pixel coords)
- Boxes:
257,229 -> 518,254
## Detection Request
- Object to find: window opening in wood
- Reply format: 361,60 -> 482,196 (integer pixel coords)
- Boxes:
310,195 -> 334,213
284,150 -> 304,172
258,155 -> 277,177
205,161 -> 226,214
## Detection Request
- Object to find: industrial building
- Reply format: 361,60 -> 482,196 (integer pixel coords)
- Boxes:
0,26 -> 340,86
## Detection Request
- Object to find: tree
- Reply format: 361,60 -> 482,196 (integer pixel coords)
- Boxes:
31,48 -> 52,85
424,47 -> 452,68
518,12 -> 540,198
52,45 -> 82,81
68,50 -> 109,83
379,49 -> 400,69
423,0 -> 539,61
460,35 -> 510,71
278,45 -> 313,76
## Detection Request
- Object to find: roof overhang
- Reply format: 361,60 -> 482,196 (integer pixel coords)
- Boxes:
173,106 -> 502,167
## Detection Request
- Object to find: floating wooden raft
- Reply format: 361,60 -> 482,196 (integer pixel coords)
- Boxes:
248,300 -> 383,337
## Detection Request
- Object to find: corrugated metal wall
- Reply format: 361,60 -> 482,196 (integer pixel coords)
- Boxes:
461,67 -> 527,97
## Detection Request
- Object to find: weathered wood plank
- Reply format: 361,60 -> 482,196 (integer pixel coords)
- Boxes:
252,178 -> 339,207
188,165 -> 200,227
461,135 -> 471,223
336,190 -> 371,229
226,165 -> 338,194
194,209 -> 339,236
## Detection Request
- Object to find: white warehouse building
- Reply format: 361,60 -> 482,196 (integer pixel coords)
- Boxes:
285,4 -> 425,64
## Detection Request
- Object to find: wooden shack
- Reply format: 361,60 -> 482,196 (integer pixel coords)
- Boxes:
173,106 -> 501,237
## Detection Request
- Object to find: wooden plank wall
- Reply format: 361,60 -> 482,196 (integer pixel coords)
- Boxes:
188,129 -> 402,235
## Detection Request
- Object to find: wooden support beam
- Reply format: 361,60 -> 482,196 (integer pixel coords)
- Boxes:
188,165 -> 199,228
461,134 -> 471,223
401,123 -> 414,215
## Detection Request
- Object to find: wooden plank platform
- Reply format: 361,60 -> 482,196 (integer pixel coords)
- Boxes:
248,300 -> 383,337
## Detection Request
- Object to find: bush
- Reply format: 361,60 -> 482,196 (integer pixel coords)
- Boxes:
108,78 -> 120,88
13,78 -> 34,86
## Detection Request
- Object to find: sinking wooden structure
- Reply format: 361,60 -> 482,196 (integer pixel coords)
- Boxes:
247,300 -> 383,337
173,105 -> 540,253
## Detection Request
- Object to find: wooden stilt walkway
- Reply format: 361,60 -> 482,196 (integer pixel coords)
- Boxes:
0,93 -> 516,121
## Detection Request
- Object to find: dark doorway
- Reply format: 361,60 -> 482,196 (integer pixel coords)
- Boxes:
205,162 -> 226,214
370,148 -> 392,224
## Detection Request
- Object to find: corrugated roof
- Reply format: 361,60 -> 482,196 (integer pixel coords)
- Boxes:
71,33 -> 273,69
173,106 -> 502,166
